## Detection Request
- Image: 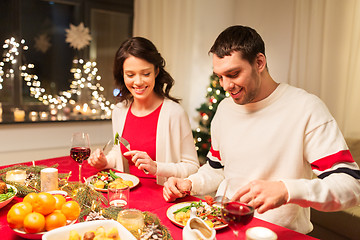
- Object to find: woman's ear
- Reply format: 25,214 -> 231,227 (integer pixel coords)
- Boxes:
155,67 -> 160,77
256,53 -> 267,72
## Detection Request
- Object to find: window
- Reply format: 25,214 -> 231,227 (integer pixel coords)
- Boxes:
0,0 -> 133,123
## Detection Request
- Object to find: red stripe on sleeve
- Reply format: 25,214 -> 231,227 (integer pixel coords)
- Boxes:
311,150 -> 354,171
210,146 -> 222,161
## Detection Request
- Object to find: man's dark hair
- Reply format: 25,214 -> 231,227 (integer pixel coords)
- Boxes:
209,25 -> 266,64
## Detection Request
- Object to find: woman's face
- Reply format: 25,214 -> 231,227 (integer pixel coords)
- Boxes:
123,55 -> 158,102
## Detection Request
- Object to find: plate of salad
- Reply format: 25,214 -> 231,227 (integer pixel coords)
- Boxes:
0,184 -> 17,209
167,199 -> 228,230
85,170 -> 139,192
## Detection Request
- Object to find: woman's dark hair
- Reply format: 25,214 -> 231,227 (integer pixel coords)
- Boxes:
113,37 -> 180,104
209,25 -> 266,64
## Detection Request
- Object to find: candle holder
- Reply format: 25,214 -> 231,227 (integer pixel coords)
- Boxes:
29,111 -> 38,121
6,169 -> 27,184
13,108 -> 25,122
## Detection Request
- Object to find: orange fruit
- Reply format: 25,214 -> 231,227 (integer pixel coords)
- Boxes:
53,194 -> 66,210
45,211 -> 67,231
7,202 -> 33,229
31,192 -> 56,215
23,212 -> 45,233
23,192 -> 39,206
61,201 -> 81,220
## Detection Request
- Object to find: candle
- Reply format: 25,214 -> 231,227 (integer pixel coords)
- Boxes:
14,108 -> 25,122
6,170 -> 27,184
40,111 -> 48,120
41,168 -> 58,192
29,111 -> 38,121
246,227 -> 277,240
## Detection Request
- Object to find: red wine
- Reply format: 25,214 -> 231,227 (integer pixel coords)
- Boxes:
222,202 -> 254,229
70,147 -> 91,163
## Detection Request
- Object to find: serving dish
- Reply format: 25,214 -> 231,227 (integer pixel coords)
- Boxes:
42,219 -> 136,240
11,219 -> 76,240
0,184 -> 17,209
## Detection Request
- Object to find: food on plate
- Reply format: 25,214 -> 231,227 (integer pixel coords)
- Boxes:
90,170 -> 134,190
54,194 -> 67,210
7,202 -> 33,229
25,192 -> 56,215
23,212 -> 46,233
173,198 -> 227,228
61,200 -> 81,221
68,226 -> 120,240
7,192 -> 80,234
0,179 -> 7,194
0,183 -> 16,202
45,210 -> 67,231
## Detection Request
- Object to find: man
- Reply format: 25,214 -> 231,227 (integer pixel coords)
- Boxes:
163,25 -> 360,234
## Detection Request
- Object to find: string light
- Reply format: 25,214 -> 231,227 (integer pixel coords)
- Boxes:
0,37 -> 114,118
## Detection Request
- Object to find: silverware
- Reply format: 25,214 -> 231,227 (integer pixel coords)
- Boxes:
118,137 -> 131,151
117,136 -> 149,174
102,139 -> 112,151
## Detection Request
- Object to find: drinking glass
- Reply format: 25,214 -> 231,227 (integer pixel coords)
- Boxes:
70,132 -> 91,183
221,178 -> 254,238
117,209 -> 144,239
108,186 -> 129,208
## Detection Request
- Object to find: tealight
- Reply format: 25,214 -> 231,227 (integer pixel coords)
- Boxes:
6,170 -> 27,184
13,108 -> 25,122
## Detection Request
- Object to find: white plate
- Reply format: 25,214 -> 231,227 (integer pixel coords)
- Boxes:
0,184 -> 17,209
42,219 -> 136,240
86,171 -> 140,192
166,201 -> 228,230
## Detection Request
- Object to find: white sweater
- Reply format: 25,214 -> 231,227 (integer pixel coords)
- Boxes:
105,98 -> 199,185
188,83 -> 360,234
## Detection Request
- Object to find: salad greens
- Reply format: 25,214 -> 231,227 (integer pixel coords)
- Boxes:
0,187 -> 15,202
173,200 -> 204,214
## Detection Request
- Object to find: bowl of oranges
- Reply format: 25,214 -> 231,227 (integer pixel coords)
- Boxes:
7,192 -> 81,239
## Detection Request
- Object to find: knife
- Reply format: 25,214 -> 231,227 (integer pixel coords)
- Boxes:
117,136 -> 149,174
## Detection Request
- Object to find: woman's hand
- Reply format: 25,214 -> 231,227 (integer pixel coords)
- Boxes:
88,148 -> 108,169
123,150 -> 157,175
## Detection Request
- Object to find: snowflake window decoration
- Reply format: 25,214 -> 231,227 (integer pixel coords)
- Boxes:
34,34 -> 51,53
65,22 -> 92,50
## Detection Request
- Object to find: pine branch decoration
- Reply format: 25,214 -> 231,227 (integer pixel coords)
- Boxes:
0,164 -> 68,197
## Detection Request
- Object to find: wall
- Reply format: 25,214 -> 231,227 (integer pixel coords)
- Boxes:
0,120 -> 112,165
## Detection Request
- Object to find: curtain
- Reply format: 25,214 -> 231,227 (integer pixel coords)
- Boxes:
134,0 -> 360,138
288,0 -> 360,137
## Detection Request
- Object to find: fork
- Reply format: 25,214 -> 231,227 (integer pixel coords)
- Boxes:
116,136 -> 149,174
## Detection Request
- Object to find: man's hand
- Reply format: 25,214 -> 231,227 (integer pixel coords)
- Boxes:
232,180 -> 289,214
163,177 -> 192,202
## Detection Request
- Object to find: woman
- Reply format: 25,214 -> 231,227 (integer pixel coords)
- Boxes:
88,37 -> 199,185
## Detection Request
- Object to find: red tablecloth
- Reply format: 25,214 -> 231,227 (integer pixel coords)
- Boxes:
0,156 -> 318,240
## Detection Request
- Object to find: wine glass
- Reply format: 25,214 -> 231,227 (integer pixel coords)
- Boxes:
70,132 -> 91,183
221,177 -> 254,237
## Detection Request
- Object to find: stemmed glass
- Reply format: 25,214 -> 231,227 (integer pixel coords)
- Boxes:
221,178 -> 254,238
70,132 -> 91,183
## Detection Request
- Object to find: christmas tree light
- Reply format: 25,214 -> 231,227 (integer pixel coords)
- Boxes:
192,74 -> 229,162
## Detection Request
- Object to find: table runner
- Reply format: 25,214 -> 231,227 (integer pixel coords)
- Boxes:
0,156 -> 318,240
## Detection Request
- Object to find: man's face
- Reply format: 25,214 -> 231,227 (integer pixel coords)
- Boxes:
213,52 -> 261,105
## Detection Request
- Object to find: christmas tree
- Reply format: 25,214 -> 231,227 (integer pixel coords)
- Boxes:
193,74 -> 229,163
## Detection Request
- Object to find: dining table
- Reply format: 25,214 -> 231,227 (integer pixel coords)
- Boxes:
0,156 -> 319,240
